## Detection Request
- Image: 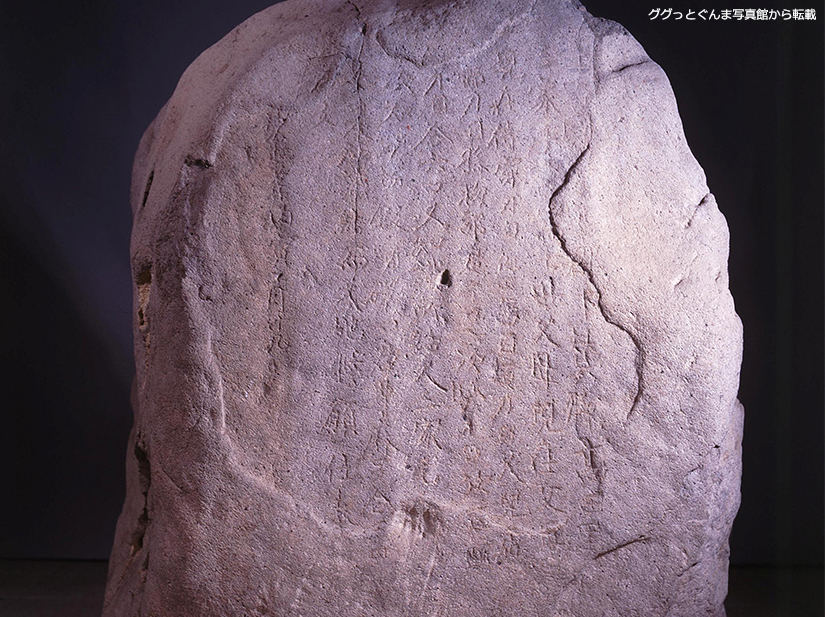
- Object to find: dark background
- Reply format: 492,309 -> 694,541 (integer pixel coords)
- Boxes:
0,0 -> 821,571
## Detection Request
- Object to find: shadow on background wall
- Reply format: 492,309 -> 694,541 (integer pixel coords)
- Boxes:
0,0 -> 821,569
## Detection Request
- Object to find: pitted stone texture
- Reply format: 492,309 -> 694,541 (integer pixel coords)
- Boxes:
105,0 -> 744,615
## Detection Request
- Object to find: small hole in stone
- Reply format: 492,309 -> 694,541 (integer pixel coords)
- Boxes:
184,154 -> 212,169
440,270 -> 452,287
135,264 -> 152,330
135,264 -> 152,287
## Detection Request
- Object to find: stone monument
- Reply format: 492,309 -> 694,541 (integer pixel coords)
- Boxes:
104,0 -> 744,614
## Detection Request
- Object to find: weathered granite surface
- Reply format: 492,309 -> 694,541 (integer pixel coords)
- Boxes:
105,0 -> 744,615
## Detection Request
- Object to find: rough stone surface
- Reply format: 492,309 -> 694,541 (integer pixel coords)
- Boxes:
105,0 -> 744,615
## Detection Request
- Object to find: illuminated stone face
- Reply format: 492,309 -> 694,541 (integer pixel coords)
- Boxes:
105,1 -> 743,615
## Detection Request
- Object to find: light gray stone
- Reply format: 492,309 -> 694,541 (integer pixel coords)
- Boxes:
105,0 -> 744,615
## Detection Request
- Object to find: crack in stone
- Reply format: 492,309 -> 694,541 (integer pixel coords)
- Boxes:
548,534 -> 651,615
140,170 -> 154,210
547,144 -> 645,421
611,59 -> 652,75
374,0 -> 538,70
155,456 -> 185,494
446,0 -> 539,67
345,0 -> 362,18
594,534 -> 649,560
125,435 -> 152,584
374,31 -> 424,68
686,191 -> 712,228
